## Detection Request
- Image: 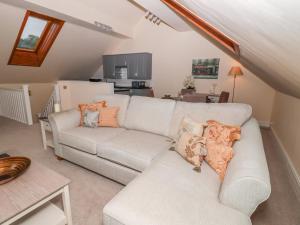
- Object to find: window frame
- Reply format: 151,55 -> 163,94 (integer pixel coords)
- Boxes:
16,18 -> 50,53
161,0 -> 240,55
8,11 -> 64,67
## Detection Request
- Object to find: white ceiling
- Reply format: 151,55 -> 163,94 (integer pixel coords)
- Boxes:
174,0 -> 300,98
78,0 -> 144,28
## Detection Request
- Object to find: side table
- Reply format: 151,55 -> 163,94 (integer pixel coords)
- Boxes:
39,119 -> 54,150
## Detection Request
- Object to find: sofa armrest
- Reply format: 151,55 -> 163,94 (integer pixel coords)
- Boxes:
49,109 -> 80,132
219,118 -> 271,216
48,109 -> 80,157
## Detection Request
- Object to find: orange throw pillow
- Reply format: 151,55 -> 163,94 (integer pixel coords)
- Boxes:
203,120 -> 241,180
205,141 -> 234,180
204,120 -> 241,146
98,107 -> 120,128
78,101 -> 106,126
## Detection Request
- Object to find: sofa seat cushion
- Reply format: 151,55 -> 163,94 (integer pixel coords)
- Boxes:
97,130 -> 171,171
103,151 -> 251,225
59,127 -> 125,154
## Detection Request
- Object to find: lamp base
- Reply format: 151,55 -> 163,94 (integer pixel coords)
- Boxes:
232,74 -> 236,103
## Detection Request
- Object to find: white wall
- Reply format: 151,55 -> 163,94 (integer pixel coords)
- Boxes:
104,19 -> 275,124
271,92 -> 300,176
57,81 -> 113,111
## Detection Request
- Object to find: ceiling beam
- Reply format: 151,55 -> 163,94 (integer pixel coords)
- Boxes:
161,0 -> 240,55
0,0 -> 134,38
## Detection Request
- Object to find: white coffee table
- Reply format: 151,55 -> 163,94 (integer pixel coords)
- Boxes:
0,159 -> 72,225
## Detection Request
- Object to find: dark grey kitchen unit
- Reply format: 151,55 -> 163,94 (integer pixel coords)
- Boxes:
103,53 -> 152,80
103,55 -> 116,79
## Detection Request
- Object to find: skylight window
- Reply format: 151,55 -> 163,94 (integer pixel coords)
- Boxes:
8,11 -> 64,67
17,16 -> 48,50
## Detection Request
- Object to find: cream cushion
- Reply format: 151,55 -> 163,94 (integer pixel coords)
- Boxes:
169,102 -> 252,139
94,94 -> 130,127
178,116 -> 205,136
103,151 -> 251,225
124,96 -> 176,136
175,131 -> 207,169
97,130 -> 171,171
59,127 -> 125,155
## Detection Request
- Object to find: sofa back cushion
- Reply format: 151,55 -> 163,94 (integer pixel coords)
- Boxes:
94,94 -> 130,127
169,102 -> 252,139
124,96 -> 176,136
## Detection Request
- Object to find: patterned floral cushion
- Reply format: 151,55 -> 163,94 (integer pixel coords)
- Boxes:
204,120 -> 241,146
203,120 -> 241,180
176,131 -> 207,171
169,116 -> 205,150
78,101 -> 106,126
178,116 -> 205,137
82,110 -> 99,128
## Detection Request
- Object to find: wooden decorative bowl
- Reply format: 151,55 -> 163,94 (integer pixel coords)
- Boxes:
0,157 -> 31,185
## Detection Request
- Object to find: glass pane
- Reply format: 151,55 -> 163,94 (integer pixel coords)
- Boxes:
17,16 -> 47,50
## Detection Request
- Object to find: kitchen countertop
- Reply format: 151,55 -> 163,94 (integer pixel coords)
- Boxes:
114,86 -> 151,89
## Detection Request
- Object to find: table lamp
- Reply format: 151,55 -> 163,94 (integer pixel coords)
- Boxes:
228,66 -> 243,102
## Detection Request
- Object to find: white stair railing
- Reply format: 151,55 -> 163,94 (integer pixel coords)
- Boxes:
0,85 -> 33,125
39,84 -> 60,119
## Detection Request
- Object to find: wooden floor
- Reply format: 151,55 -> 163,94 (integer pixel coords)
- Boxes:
0,117 -> 300,225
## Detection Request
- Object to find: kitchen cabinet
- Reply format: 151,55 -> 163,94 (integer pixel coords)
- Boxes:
103,53 -> 152,80
115,54 -> 127,67
103,55 -> 116,79
127,53 -> 152,80
142,53 -> 152,80
127,54 -> 138,79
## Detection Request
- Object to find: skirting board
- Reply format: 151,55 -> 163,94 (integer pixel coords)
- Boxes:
259,121 -> 271,128
270,126 -> 300,201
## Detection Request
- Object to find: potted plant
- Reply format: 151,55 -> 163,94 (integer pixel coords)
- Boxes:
181,75 -> 196,95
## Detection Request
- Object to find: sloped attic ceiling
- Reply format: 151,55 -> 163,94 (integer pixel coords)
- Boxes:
0,1 -> 144,83
171,0 -> 300,98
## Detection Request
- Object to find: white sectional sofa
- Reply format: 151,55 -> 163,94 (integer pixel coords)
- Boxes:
49,95 -> 271,225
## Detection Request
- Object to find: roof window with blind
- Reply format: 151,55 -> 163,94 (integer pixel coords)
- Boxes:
8,11 -> 64,67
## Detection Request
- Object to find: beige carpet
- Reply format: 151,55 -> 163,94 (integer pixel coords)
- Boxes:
0,117 -> 299,225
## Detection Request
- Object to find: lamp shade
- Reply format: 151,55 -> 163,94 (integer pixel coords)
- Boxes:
228,66 -> 243,76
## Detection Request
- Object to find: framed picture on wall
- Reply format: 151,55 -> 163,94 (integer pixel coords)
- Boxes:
192,58 -> 220,79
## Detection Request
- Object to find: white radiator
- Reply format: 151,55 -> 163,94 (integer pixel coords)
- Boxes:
0,85 -> 33,125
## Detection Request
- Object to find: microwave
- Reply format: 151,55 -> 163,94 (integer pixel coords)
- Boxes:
115,66 -> 128,79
